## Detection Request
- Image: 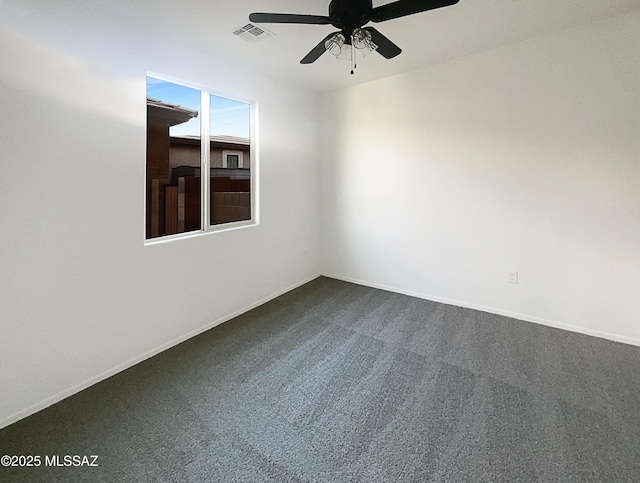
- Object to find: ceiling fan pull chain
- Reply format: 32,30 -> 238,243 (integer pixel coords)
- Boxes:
354,46 -> 357,71
350,34 -> 355,75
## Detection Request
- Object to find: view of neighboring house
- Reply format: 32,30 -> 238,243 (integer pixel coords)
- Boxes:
146,98 -> 251,239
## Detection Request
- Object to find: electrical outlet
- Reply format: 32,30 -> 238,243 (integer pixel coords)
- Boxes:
508,270 -> 518,284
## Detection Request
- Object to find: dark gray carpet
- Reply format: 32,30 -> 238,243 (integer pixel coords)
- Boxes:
1,276 -> 639,482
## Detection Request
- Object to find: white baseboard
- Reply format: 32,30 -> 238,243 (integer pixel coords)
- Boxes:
322,272 -> 640,348
0,273 -> 322,430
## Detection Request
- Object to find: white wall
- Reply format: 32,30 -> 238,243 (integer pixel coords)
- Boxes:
321,12 -> 640,345
0,23 -> 321,426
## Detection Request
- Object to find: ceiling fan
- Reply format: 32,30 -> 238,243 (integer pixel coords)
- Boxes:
249,0 -> 460,74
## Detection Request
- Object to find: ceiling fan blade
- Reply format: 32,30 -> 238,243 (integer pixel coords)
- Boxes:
364,27 -> 402,59
300,32 -> 338,64
249,13 -> 332,25
370,0 -> 459,23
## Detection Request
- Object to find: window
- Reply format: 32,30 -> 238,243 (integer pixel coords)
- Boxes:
227,154 -> 239,168
223,151 -> 243,169
145,75 -> 255,240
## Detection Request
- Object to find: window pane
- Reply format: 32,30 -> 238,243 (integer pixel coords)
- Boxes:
227,154 -> 239,169
210,96 -> 251,226
146,77 -> 201,239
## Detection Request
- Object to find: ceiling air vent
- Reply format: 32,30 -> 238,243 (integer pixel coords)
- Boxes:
233,23 -> 274,43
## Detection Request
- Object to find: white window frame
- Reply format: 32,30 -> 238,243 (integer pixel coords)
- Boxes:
145,72 -> 258,245
222,150 -> 244,169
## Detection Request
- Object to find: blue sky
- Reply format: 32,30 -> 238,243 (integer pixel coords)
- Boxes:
147,76 -> 250,139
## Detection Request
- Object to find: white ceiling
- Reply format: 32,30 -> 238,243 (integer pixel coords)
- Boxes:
3,0 -> 640,92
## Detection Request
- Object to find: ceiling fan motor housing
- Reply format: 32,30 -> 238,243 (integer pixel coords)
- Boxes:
329,0 -> 373,33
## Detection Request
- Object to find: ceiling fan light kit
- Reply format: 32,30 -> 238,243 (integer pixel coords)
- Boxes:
324,29 -> 378,75
249,0 -> 460,74
325,33 -> 346,56
352,28 -> 377,51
